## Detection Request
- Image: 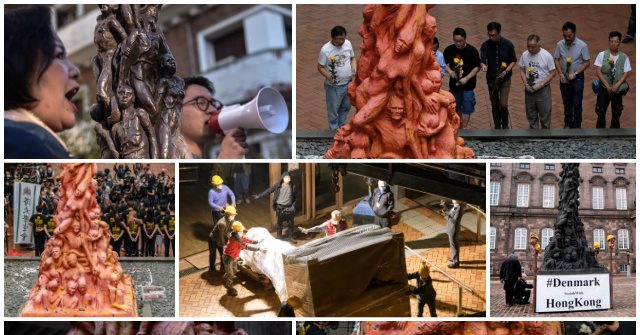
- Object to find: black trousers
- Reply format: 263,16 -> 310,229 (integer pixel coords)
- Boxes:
595,88 -> 624,128
34,231 -> 46,256
164,237 -> 174,257
504,279 -> 518,305
516,290 -> 532,304
208,236 -> 225,272
276,207 -> 295,239
143,235 -> 155,256
417,294 -> 437,317
111,238 -> 123,256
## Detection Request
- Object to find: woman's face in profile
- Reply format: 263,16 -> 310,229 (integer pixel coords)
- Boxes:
30,35 -> 80,132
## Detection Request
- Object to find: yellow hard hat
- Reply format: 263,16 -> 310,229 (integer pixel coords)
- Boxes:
607,234 -> 616,241
224,206 -> 237,216
211,175 -> 223,186
418,262 -> 430,279
594,242 -> 601,250
231,221 -> 245,232
287,295 -> 302,309
530,234 -> 539,241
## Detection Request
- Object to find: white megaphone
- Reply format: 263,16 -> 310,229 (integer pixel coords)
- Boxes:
207,87 -> 289,135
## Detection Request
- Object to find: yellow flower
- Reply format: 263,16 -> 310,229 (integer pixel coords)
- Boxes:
329,55 -> 336,61
594,242 -> 600,250
565,57 -> 572,63
534,244 -> 541,251
607,57 -> 614,62
527,67 -> 534,73
453,57 -> 460,64
501,62 -> 507,68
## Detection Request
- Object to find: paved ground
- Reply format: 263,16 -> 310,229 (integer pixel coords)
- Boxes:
179,194 -> 486,317
296,4 -> 636,131
489,276 -> 636,317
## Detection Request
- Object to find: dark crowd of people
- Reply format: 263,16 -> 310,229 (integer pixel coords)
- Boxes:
4,163 -> 175,257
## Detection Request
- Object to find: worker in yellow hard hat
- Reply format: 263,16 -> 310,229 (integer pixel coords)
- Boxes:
407,261 -> 437,317
222,220 -> 265,296
208,205 -> 237,273
208,174 -> 236,228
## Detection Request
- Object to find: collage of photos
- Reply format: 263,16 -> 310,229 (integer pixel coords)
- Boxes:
1,2 -> 637,335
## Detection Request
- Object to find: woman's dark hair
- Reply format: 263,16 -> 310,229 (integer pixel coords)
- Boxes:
5,6 -> 57,110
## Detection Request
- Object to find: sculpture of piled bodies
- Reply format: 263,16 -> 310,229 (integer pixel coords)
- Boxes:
540,163 -> 603,271
66,322 -> 249,335
325,4 -> 474,159
362,322 -> 562,335
92,5 -> 190,159
21,164 -> 137,317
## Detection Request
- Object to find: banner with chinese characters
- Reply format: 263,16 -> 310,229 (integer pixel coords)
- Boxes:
13,182 -> 41,244
536,272 -> 611,312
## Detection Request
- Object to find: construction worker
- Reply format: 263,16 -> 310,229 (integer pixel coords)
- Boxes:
222,221 -> 264,296
254,171 -> 297,243
208,175 -> 236,226
209,205 -> 237,273
300,210 -> 346,237
407,261 -> 437,317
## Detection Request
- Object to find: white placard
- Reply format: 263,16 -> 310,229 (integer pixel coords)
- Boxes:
536,272 -> 610,312
13,182 -> 42,244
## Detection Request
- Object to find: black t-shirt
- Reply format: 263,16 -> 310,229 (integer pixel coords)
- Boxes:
443,43 -> 481,91
30,213 -> 45,232
45,215 -> 56,234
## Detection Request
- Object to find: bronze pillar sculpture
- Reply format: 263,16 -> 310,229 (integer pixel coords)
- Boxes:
91,5 -> 190,159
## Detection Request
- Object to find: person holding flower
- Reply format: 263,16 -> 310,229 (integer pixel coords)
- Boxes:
594,31 -> 632,128
317,26 -> 356,131
480,22 -> 517,129
553,21 -> 591,129
444,27 -> 481,129
518,35 -> 556,129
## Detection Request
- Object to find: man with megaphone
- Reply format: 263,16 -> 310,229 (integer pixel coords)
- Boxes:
180,76 -> 248,159
180,76 -> 289,158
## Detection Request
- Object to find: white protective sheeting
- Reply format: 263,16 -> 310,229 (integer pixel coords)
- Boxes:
240,227 -> 296,302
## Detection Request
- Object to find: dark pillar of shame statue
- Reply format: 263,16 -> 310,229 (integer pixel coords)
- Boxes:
540,163 -> 604,272
535,163 -> 610,313
90,5 -> 191,159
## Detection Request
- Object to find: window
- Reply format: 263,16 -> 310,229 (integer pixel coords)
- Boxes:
490,227 -> 497,249
490,163 -> 501,167
592,166 -> 603,173
618,229 -> 630,249
209,28 -> 247,63
490,182 -> 500,206
616,187 -> 627,210
592,186 -> 604,209
519,163 -> 530,169
615,168 -> 625,174
619,264 -> 628,272
542,184 -> 555,208
544,164 -> 555,171
516,183 -> 530,207
593,229 -> 605,250
514,228 -> 527,250
541,228 -> 554,249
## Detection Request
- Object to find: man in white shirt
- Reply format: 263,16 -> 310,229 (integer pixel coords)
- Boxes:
317,26 -> 356,131
594,31 -> 632,128
518,35 -> 557,129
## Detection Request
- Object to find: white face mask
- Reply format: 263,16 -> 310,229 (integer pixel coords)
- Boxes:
229,215 -> 236,221
283,176 -> 291,184
216,185 -> 223,190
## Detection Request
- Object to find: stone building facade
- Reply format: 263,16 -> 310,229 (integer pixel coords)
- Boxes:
489,163 -> 635,276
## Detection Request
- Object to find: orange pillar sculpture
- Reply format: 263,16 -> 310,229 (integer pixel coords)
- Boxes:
325,4 -> 474,159
21,163 -> 137,317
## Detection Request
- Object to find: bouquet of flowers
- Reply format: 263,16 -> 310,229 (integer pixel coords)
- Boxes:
606,56 -> 616,84
492,61 -> 508,94
564,56 -> 572,78
328,55 -> 338,85
526,67 -> 539,87
453,55 -> 464,86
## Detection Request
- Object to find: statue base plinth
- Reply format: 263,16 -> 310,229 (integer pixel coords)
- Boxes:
535,270 -> 610,313
19,275 -> 138,317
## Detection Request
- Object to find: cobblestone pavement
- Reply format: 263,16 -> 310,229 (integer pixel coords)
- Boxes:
180,196 -> 486,316
489,276 -> 636,317
296,4 -> 635,132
